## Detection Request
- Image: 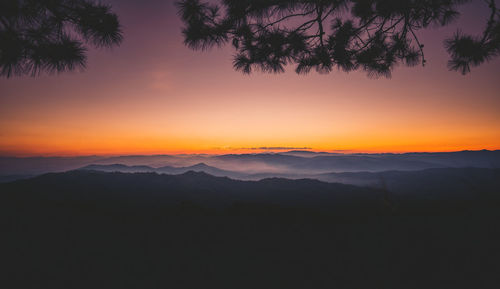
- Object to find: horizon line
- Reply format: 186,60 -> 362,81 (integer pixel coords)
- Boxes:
0,148 -> 498,158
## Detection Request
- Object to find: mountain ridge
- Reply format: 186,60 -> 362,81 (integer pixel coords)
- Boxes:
2,149 -> 500,182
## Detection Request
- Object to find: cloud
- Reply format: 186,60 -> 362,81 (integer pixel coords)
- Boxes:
210,146 -> 313,152
243,147 -> 312,150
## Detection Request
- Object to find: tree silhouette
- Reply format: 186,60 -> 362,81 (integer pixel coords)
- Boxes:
0,0 -> 122,77
177,0 -> 500,77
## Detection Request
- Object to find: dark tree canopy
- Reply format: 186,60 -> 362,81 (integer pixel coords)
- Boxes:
0,0 -> 122,77
177,0 -> 500,77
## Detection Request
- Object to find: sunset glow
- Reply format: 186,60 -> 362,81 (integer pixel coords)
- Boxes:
1,0 -> 499,156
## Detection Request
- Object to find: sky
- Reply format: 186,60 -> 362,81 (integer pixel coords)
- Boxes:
0,0 -> 499,156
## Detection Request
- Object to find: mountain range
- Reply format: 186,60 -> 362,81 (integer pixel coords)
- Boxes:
77,163 -> 500,197
2,150 -> 500,183
2,160 -> 500,288
3,167 -> 500,209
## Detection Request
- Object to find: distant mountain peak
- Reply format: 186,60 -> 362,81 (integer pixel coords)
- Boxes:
188,162 -> 211,169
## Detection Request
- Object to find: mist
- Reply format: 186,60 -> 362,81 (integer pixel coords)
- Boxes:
2,150 -> 500,186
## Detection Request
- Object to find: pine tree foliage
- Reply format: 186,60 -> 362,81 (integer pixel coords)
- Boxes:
177,0 -> 500,77
0,0 -> 122,77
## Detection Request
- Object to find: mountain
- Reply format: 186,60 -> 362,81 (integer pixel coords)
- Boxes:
3,168 -> 500,208
315,168 -> 500,199
286,150 -> 500,172
79,163 -> 247,179
2,170 -> 499,289
157,162 -> 246,179
212,150 -> 500,173
0,170 -> 384,209
3,150 -> 500,183
33,163 -> 500,199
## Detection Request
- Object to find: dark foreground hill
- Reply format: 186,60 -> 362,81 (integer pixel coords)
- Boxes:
1,171 -> 500,289
0,170 -> 385,209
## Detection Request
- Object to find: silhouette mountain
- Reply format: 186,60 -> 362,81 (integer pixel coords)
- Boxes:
1,170 -> 384,210
3,168 -> 500,209
2,150 -> 500,183
158,162 -> 244,178
79,162 -> 247,179
315,167 -> 500,199
213,150 -> 500,173
2,169 -> 500,289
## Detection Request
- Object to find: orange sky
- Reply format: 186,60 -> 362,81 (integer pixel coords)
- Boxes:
0,0 -> 499,156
